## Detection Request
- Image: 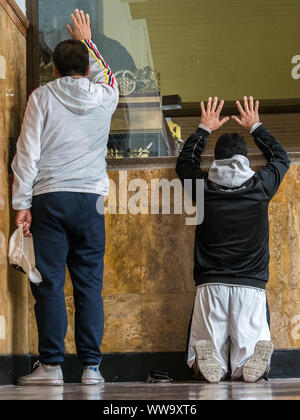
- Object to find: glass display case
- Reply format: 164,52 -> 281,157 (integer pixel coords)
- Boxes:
37,0 -> 300,159
38,0 -> 177,159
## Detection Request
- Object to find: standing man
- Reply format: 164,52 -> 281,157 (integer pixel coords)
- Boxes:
176,97 -> 290,383
12,10 -> 119,385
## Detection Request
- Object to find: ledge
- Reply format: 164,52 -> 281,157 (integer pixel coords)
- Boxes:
107,150 -> 300,171
0,0 -> 29,37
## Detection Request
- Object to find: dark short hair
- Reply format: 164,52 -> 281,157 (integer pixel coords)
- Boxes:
53,40 -> 89,77
215,133 -> 248,160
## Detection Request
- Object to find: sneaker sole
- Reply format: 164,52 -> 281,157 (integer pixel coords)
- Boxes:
82,379 -> 105,385
195,340 -> 223,384
18,378 -> 64,386
243,340 -> 274,383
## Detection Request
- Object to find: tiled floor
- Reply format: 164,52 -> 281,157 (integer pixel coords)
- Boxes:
0,379 -> 300,400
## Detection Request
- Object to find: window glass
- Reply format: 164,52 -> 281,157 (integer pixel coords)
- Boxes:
39,0 -> 175,158
38,0 -> 300,158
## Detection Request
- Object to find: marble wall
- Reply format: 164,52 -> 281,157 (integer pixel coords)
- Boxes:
0,4 -> 28,356
25,164 -> 300,355
268,164 -> 300,347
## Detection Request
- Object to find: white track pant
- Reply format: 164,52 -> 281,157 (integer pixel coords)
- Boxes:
187,284 -> 271,379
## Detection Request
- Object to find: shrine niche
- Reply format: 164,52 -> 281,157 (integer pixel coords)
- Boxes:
38,0 -> 175,159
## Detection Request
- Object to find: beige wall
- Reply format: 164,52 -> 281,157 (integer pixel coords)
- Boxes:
130,0 -> 300,102
0,4 -> 28,356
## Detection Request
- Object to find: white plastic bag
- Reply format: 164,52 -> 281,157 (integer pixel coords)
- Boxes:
8,225 -> 42,285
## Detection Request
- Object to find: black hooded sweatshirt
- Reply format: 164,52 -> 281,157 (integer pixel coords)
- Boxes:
176,125 -> 290,290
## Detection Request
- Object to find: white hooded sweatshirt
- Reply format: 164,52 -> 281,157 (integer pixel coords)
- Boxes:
208,155 -> 256,189
12,39 -> 119,210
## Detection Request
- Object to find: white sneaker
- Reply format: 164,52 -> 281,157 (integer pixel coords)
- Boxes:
243,340 -> 274,383
194,340 -> 223,383
18,361 -> 64,386
81,365 -> 105,385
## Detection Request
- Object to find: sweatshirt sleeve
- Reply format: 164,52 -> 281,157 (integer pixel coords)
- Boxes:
252,125 -> 290,199
176,127 -> 209,202
81,39 -> 119,113
11,92 -> 42,210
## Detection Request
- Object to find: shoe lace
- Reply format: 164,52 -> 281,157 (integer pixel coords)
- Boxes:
33,361 -> 41,371
261,364 -> 272,382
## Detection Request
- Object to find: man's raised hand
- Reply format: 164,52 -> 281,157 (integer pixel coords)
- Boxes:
200,97 -> 230,132
67,9 -> 92,41
232,96 -> 260,131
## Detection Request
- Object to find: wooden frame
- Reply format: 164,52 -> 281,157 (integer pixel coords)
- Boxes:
25,0 -> 39,97
0,0 -> 29,37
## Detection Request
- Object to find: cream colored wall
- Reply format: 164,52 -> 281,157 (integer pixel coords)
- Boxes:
130,0 -> 300,102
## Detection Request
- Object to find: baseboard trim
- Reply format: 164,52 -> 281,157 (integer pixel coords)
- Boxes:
1,350 -> 300,385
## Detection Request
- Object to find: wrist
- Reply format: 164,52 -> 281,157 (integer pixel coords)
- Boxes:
250,122 -> 262,133
199,124 -> 212,134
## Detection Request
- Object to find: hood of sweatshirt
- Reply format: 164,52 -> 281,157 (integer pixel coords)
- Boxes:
208,155 -> 255,189
47,77 -> 102,115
